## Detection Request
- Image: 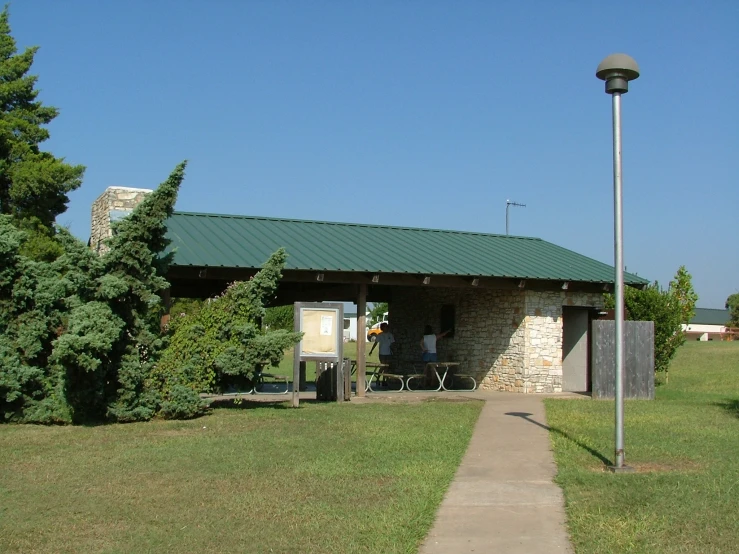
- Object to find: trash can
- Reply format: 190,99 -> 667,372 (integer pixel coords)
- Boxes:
316,359 -> 351,402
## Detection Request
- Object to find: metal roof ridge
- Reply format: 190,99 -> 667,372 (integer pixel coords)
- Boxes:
170,210 -> 542,241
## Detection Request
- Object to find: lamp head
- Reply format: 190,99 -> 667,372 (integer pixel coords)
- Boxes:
596,53 -> 640,94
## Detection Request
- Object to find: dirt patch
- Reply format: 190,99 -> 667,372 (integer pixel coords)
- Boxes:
352,393 -> 482,405
595,460 -> 704,473
422,396 -> 482,404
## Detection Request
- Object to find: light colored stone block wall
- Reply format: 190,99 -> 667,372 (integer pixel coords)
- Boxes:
387,287 -> 604,393
521,291 -> 605,393
388,287 -> 526,387
90,187 -> 152,253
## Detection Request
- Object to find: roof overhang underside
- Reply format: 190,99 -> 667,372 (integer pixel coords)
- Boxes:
167,266 -> 627,304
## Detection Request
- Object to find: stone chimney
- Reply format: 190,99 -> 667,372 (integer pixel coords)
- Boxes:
90,186 -> 152,254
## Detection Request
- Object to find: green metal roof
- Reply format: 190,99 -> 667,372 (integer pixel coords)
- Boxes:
164,212 -> 649,285
689,308 -> 730,326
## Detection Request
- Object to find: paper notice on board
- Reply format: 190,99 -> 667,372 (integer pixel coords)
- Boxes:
320,315 -> 333,335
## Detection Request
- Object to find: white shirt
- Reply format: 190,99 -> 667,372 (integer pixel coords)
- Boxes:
423,334 -> 437,354
376,332 -> 395,356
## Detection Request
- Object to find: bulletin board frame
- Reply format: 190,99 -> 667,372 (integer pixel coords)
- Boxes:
292,302 -> 344,407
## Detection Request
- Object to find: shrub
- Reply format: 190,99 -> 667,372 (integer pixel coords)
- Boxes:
0,163 -> 187,424
158,385 -> 209,420
605,266 -> 697,377
152,249 -> 303,400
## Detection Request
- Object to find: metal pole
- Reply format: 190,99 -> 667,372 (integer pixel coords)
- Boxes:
506,202 -> 510,235
612,91 -> 625,468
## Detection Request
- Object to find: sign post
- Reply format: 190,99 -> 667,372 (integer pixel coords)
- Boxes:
292,302 -> 344,408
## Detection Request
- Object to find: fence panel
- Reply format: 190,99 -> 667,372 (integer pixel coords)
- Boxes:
592,320 -> 654,399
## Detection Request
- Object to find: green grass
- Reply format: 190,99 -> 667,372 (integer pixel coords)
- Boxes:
269,342 -> 381,383
0,398 -> 482,554
545,341 -> 739,554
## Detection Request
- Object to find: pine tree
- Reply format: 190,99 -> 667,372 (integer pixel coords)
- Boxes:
0,7 -> 84,260
152,249 -> 303,417
99,162 -> 187,421
1,163 -> 187,423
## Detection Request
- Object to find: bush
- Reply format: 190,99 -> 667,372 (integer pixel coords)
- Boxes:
0,163 -> 187,424
605,266 -> 697,376
158,385 -> 209,420
264,304 -> 293,331
152,249 -> 303,400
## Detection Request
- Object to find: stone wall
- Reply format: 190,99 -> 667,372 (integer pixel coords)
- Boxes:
387,287 -> 604,393
521,291 -> 605,393
90,187 -> 152,253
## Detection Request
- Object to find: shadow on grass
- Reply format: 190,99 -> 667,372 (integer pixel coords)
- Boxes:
209,397 -> 327,410
713,399 -> 739,418
505,411 -> 612,466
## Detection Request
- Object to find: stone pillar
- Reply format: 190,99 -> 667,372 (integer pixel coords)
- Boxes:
90,186 -> 153,254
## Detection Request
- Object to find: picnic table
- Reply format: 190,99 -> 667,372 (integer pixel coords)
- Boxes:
349,360 -> 477,393
406,362 -> 477,392
349,360 -> 394,392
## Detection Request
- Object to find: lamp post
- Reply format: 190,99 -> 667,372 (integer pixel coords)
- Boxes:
596,53 -> 639,472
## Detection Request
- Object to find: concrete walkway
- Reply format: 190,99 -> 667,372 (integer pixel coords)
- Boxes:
419,393 -> 574,554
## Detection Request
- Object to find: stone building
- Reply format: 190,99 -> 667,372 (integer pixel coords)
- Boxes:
390,288 -> 604,393
90,186 -> 646,394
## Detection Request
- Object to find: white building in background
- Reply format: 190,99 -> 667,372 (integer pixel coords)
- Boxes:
343,312 -> 358,341
682,308 -> 730,341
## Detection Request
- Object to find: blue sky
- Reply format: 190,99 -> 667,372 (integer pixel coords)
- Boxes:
10,1 -> 738,308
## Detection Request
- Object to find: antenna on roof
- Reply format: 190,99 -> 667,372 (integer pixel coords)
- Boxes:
505,200 -> 526,235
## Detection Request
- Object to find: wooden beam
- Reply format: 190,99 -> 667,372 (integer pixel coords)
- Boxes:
356,284 -> 367,397
271,284 -> 359,304
167,265 -> 628,299
292,302 -> 300,408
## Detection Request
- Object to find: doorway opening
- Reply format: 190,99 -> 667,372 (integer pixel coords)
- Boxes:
562,306 -> 593,392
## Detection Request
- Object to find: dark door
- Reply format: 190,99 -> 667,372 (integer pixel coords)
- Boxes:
562,307 -> 591,392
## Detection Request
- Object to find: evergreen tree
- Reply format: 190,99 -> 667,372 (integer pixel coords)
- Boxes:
0,7 -> 84,259
0,163 -> 187,423
98,162 -> 187,421
152,249 -> 303,417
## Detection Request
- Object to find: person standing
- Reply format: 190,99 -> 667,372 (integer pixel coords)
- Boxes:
421,325 -> 451,388
420,325 -> 450,363
369,322 -> 395,367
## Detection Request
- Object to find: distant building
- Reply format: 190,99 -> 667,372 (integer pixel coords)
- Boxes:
343,312 -> 358,341
683,308 -> 730,341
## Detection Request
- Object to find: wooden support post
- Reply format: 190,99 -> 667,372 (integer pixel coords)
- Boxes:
292,303 -> 300,407
356,284 -> 367,397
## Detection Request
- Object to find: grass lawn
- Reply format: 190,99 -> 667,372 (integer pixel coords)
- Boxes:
0,398 -> 482,553
545,341 -> 739,553
268,342 -> 382,383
